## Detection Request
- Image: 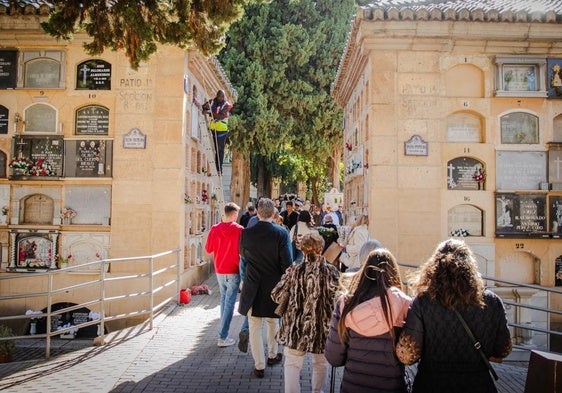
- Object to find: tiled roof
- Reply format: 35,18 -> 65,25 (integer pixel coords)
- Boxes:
362,0 -> 562,21
366,0 -> 562,13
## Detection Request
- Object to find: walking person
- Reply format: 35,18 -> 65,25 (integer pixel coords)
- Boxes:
325,248 -> 412,393
204,202 -> 243,347
338,214 -> 370,271
396,238 -> 512,393
289,210 -> 319,264
271,233 -> 340,393
239,198 -> 293,378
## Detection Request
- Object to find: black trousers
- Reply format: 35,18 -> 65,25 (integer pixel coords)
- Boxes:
211,131 -> 227,174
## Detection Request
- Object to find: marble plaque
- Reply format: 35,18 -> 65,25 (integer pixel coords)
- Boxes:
501,112 -> 539,144
0,105 -> 8,134
448,204 -> 483,236
25,104 -> 57,133
76,59 -> 111,90
446,113 -> 481,143
75,105 -> 109,135
496,151 -> 546,190
549,146 -> 562,184
0,50 -> 17,89
24,58 -> 61,88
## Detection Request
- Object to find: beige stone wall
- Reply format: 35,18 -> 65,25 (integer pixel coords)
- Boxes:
0,17 -> 232,328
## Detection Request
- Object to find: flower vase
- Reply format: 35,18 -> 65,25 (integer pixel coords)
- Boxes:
30,321 -> 37,335
13,168 -> 25,177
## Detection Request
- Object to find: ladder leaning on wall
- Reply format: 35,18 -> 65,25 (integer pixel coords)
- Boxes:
198,114 -> 225,223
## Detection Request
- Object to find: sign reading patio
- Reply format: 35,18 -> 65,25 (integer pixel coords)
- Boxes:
123,128 -> 146,149
404,134 -> 428,156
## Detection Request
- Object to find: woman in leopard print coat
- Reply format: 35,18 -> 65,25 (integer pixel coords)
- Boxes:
271,232 -> 340,393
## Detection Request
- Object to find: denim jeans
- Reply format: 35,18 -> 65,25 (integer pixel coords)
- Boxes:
216,273 -> 241,340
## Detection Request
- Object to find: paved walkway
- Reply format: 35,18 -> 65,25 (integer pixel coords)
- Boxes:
0,274 -> 530,393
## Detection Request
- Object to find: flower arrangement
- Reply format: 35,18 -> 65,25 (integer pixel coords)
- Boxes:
451,228 -> 470,237
504,70 -> 513,83
8,157 -> 32,172
57,254 -> 72,268
316,226 -> 337,242
61,207 -> 77,220
184,193 -> 193,204
1,206 -> 7,216
472,168 -> 486,183
29,158 -> 55,176
201,189 -> 208,203
345,142 -> 352,151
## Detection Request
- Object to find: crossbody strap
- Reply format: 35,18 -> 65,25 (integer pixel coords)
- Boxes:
454,310 -> 499,381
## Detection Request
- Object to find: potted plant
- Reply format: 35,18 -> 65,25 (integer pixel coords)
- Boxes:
0,325 -> 16,363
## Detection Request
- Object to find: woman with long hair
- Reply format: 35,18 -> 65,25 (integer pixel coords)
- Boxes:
272,233 -> 340,393
325,248 -> 412,392
395,238 -> 512,393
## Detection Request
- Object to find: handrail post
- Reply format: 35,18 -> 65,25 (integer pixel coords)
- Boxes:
99,258 -> 106,345
176,250 -> 181,304
45,270 -> 53,359
149,256 -> 154,330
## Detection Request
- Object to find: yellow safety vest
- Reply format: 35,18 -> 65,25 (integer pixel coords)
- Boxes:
209,119 -> 228,132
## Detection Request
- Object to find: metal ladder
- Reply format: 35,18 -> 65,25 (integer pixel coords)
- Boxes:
198,114 -> 225,222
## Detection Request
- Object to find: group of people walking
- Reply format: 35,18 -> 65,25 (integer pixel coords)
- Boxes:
205,198 -> 512,393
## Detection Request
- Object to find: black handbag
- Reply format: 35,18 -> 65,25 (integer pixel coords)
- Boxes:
454,310 -> 499,381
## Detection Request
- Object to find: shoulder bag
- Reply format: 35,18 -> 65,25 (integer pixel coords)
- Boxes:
454,310 -> 499,381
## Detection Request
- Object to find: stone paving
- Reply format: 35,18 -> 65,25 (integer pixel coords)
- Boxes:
0,274 -> 530,393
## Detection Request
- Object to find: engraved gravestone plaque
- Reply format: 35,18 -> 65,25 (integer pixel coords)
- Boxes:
447,157 -> 483,190
496,151 -> 546,190
64,140 -> 112,177
75,105 -> 109,135
0,50 -> 17,89
76,60 -> 111,90
0,105 -> 8,134
501,112 -> 539,144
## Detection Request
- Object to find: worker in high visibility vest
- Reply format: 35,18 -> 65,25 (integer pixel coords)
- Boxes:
207,89 -> 233,175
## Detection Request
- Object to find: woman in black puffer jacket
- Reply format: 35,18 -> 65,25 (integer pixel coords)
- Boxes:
325,248 -> 412,393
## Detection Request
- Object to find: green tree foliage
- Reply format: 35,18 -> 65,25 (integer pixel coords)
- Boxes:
220,0 -> 355,201
41,0 -> 255,69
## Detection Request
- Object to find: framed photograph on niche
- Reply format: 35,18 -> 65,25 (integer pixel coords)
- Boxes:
495,55 -> 547,98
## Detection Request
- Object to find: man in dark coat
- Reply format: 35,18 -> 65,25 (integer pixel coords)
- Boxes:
239,198 -> 293,379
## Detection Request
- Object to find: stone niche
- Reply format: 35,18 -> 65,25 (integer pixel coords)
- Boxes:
60,232 -> 110,272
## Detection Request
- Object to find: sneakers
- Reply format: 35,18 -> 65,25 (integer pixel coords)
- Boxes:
217,337 -> 236,347
253,368 -> 265,378
238,330 -> 249,353
267,353 -> 283,366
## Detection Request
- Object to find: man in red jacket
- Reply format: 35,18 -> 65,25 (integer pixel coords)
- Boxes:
205,202 -> 243,347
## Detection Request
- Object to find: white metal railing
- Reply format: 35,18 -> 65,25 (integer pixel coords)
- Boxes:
398,262 -> 562,352
0,248 -> 181,358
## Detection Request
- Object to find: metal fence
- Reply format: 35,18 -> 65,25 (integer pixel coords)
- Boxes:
399,262 -> 562,352
0,248 -> 181,358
